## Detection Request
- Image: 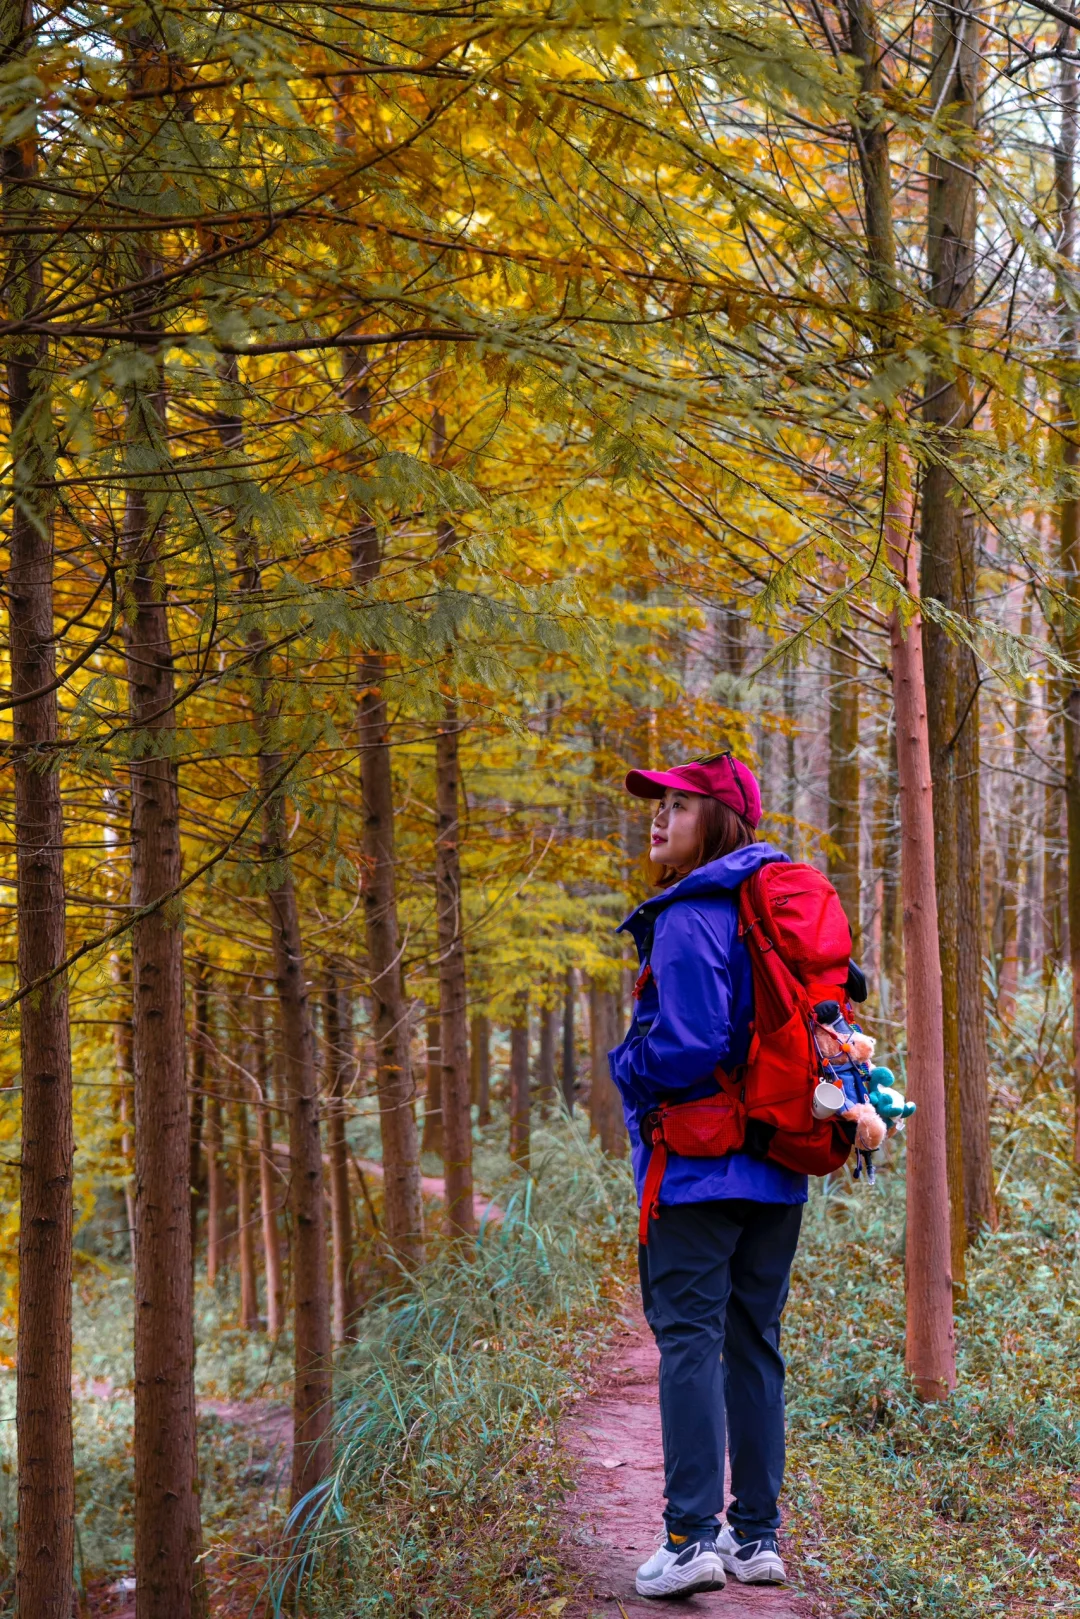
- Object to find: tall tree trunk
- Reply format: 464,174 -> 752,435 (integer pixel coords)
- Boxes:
470,1013 -> 491,1125
889,487 -> 957,1398
538,1001 -> 557,1115
113,961 -> 137,1266
846,0 -> 955,1398
189,965 -> 208,1257
781,666 -> 798,856
509,993 -> 531,1168
956,641 -> 997,1234
588,982 -> 626,1156
1054,31 -> 1080,1163
880,723 -> 903,997
421,1010 -> 443,1157
324,973 -> 356,1343
998,597 -> 1033,1020
347,363 -> 423,1262
434,701 -> 475,1239
254,989 -> 285,1337
915,0 -> 983,1288
217,359 -> 332,1499
561,967 -> 577,1113
827,636 -> 861,945
262,758 -> 333,1506
205,1042 -> 226,1286
236,1095 -> 259,1331
3,9 -> 75,1599
1044,693 -> 1065,973
356,648 -> 425,1263
124,392 -> 204,1611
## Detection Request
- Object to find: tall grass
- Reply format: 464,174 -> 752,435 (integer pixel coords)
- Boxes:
784,969 -> 1080,1617
271,1118 -> 636,1618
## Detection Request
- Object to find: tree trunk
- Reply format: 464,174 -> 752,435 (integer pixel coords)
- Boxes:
588,982 -> 626,1156
347,367 -> 424,1263
253,989 -> 285,1337
915,0 -> 984,1290
470,1013 -> 491,1125
889,488 -> 957,1398
189,965 -> 208,1257
998,596 -> 1033,1020
324,974 -> 357,1343
261,758 -> 333,1505
538,1001 -> 557,1115
1044,693 -> 1065,973
120,1077 -> 137,1268
434,701 -> 475,1240
827,637 -> 861,945
3,10 -> 75,1598
509,993 -> 531,1168
356,653 -> 425,1264
112,958 -> 137,1266
781,666 -> 798,856
880,723 -> 903,997
236,1095 -> 259,1331
845,0 -> 955,1398
920,558 -> 965,1296
561,966 -> 577,1113
1054,32 -> 1080,1163
956,640 -> 997,1235
217,358 -> 332,1498
124,399 -> 204,1612
421,1009 -> 443,1157
205,1075 -> 226,1286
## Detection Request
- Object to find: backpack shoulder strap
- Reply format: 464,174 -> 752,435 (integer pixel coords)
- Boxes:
736,868 -> 806,1032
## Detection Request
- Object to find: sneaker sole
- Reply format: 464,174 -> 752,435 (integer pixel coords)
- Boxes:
636,1565 -> 727,1598
719,1555 -> 786,1586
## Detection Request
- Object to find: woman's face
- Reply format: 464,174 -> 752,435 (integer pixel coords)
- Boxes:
649,788 -> 703,874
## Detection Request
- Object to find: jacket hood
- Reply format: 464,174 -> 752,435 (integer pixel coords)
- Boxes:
617,843 -> 789,940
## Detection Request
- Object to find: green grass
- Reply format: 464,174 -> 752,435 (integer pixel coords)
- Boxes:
6,983 -> 1080,1618
785,973 -> 1080,1617
275,1116 -> 636,1618
281,985 -> 1080,1619
0,1272 -> 296,1602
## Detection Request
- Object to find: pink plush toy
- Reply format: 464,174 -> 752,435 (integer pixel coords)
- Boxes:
839,1101 -> 887,1151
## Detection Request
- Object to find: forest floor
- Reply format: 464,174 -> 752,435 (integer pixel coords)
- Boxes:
39,1022 -> 1080,1619
563,1307 -> 812,1619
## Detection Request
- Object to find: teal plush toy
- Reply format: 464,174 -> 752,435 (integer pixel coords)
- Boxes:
866,1067 -> 916,1129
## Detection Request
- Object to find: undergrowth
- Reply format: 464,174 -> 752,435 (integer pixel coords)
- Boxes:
785,969 -> 1080,1618
0,1274 -> 294,1602
3,977 -> 1078,1618
273,1117 -> 635,1618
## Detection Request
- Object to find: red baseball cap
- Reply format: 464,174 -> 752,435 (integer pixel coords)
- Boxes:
624,751 -> 762,829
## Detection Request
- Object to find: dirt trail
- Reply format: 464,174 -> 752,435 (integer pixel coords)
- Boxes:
563,1309 -> 815,1618
357,1159 -> 505,1225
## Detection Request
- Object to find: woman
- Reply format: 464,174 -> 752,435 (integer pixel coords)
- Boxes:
609,752 -> 802,1600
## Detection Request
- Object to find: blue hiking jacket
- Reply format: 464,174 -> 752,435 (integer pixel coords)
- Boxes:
609,843 -> 808,1207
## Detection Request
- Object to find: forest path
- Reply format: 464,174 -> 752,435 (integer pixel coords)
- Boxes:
356,1159 -> 505,1225
563,1308 -> 816,1619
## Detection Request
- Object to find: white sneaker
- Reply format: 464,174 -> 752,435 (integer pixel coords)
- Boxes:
716,1524 -> 787,1584
634,1534 -> 726,1598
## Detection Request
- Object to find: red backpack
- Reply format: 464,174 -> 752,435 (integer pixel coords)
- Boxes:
638,862 -> 855,1244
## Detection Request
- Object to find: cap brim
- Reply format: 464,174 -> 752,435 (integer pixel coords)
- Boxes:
624,768 -> 709,800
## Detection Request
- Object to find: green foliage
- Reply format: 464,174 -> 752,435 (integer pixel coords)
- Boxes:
785,979 -> 1080,1618
274,1118 -> 635,1617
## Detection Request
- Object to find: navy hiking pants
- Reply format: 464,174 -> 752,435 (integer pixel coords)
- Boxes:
637,1198 -> 803,1541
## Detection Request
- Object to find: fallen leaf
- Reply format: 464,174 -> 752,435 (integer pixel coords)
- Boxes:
601,1458 -> 626,1469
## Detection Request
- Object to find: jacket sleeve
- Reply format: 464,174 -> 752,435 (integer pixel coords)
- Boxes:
609,901 -> 736,1106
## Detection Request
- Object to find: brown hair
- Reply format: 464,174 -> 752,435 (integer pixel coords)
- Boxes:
653,795 -> 756,888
